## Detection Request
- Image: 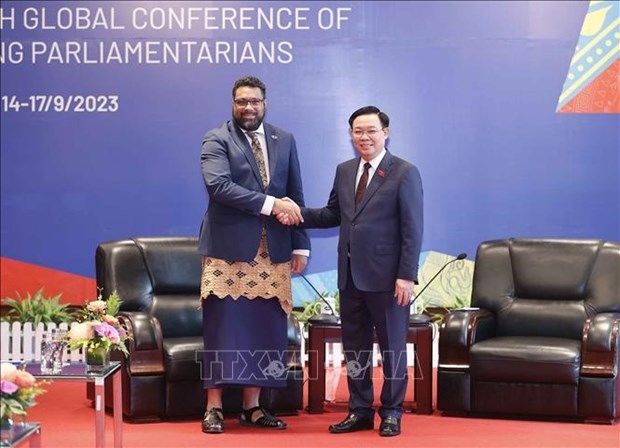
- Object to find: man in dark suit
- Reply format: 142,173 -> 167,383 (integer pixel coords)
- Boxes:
279,105 -> 423,437
198,76 -> 309,434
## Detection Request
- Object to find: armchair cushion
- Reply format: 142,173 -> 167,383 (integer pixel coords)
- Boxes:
470,337 -> 581,384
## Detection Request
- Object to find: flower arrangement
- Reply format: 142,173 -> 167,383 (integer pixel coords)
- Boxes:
0,363 -> 46,424
67,291 -> 129,360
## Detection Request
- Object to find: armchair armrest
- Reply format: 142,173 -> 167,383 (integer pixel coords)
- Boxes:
439,309 -> 495,369
286,313 -> 301,347
119,312 -> 165,375
581,313 -> 620,377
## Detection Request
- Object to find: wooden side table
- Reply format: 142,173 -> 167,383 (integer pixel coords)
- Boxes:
306,320 -> 433,414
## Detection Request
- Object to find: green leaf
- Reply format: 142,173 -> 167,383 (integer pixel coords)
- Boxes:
2,289 -> 75,324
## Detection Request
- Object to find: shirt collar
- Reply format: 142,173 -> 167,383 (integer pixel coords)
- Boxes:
360,148 -> 387,171
245,123 -> 265,137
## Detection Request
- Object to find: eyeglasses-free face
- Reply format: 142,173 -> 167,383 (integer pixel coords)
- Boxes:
232,86 -> 266,131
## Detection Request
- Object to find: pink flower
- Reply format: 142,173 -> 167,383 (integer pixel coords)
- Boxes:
13,370 -> 36,388
0,363 -> 46,416
67,291 -> 129,356
86,300 -> 107,313
95,322 -> 120,344
1,379 -> 18,394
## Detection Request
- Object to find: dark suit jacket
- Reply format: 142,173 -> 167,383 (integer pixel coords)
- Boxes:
198,120 -> 310,263
302,150 -> 423,292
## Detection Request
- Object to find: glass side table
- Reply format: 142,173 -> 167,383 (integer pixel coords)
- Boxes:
0,422 -> 41,448
21,362 -> 123,448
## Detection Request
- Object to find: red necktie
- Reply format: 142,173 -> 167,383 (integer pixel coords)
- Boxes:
355,162 -> 371,209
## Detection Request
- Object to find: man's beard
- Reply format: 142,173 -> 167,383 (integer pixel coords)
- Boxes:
233,110 -> 265,131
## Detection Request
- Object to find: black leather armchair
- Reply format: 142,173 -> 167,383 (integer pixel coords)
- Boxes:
92,237 -> 303,422
437,238 -> 620,423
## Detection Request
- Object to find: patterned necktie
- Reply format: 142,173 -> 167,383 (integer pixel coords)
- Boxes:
355,162 -> 371,209
247,132 -> 268,188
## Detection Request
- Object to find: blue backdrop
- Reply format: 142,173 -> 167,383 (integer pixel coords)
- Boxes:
1,1 -> 618,285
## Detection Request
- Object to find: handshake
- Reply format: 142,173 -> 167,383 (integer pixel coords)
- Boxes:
273,197 -> 303,226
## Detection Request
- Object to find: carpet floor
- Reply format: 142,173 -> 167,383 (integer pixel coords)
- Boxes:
21,368 -> 620,447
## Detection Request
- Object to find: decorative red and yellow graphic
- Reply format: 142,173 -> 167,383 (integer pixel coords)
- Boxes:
557,0 -> 619,113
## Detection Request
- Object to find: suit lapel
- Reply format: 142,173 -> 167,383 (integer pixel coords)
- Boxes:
342,160 -> 359,215
263,124 -> 278,179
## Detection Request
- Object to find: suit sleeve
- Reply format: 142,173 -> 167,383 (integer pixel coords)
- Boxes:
300,166 -> 342,229
398,165 -> 424,282
285,137 -> 311,251
201,131 -> 266,215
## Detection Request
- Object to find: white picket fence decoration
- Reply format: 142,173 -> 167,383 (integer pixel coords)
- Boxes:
0,321 -> 86,362
2,321 -> 439,368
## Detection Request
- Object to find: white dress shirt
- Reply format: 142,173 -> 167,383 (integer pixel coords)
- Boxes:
245,125 -> 309,257
355,148 -> 387,190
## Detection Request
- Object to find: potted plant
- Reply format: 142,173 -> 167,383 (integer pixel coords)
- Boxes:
1,289 -> 76,363
1,289 -> 75,325
292,291 -> 339,328
0,363 -> 46,432
66,291 -> 130,371
421,295 -> 472,324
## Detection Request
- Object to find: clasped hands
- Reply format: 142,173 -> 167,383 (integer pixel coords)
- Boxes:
273,197 -> 303,226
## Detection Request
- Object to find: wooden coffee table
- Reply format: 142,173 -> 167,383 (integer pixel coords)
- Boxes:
306,320 -> 433,414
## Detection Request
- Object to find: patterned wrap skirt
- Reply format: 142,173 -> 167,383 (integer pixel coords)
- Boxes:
200,235 -> 292,389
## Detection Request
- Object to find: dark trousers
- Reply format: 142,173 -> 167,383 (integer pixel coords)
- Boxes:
339,263 -> 410,419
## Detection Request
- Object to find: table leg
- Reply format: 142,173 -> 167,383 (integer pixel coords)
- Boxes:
94,377 -> 105,448
414,326 -> 433,414
112,369 -> 123,447
307,326 -> 326,414
29,427 -> 42,448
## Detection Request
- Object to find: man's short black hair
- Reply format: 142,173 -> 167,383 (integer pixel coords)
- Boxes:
232,76 -> 266,99
348,106 -> 389,128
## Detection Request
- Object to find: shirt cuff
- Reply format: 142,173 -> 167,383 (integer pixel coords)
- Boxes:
261,195 -> 275,216
292,249 -> 310,257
